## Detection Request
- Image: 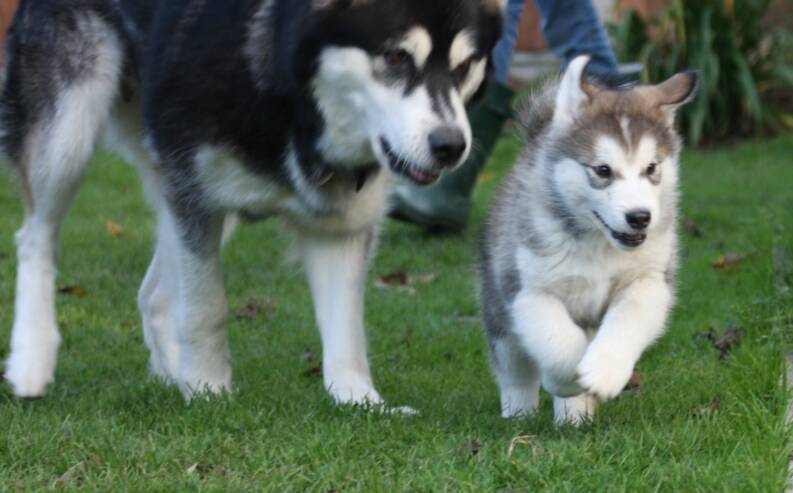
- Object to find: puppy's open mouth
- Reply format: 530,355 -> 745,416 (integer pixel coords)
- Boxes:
380,138 -> 441,186
593,211 -> 647,248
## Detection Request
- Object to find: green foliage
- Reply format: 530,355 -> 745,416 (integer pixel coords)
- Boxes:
612,0 -> 793,145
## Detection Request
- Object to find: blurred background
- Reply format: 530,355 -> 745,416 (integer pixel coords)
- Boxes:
0,0 -> 790,147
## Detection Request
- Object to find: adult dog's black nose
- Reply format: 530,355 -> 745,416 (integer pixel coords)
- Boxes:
625,209 -> 652,230
429,127 -> 466,167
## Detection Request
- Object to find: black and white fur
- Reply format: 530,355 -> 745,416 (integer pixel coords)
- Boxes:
480,57 -> 698,425
1,0 -> 503,404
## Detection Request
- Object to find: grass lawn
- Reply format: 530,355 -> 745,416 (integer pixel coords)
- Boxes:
1,132 -> 791,492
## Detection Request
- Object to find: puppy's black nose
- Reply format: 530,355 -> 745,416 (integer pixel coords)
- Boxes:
625,209 -> 652,230
429,127 -> 466,167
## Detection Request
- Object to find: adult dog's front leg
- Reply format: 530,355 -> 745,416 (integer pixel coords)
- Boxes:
299,229 -> 382,406
153,209 -> 232,399
577,275 -> 672,400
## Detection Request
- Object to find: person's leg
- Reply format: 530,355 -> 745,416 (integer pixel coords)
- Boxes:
389,0 -> 523,232
536,0 -> 618,77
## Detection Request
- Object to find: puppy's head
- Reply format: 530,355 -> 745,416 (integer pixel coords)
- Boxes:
546,56 -> 698,250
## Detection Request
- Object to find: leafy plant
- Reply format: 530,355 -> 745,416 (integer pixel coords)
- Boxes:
612,0 -> 793,145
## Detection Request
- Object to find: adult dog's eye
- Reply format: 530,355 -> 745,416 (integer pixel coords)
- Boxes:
384,49 -> 412,67
594,165 -> 613,179
646,162 -> 658,176
453,58 -> 473,86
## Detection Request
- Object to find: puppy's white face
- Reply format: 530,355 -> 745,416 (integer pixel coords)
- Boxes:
311,27 -> 489,186
553,131 -> 675,251
547,55 -> 697,250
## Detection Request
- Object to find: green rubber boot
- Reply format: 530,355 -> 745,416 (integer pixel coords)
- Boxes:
389,81 -> 515,233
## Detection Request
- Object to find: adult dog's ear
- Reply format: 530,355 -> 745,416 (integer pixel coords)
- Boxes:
480,0 -> 508,13
312,0 -> 369,10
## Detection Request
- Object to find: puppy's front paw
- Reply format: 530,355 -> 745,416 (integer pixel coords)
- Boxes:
576,345 -> 634,400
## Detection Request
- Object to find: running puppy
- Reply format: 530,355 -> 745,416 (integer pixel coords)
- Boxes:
1,0 -> 503,406
480,57 -> 697,424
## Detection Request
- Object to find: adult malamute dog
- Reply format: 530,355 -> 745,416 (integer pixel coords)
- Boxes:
480,57 -> 697,425
1,0 -> 503,405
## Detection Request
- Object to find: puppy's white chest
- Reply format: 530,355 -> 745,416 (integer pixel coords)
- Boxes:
518,243 -> 634,328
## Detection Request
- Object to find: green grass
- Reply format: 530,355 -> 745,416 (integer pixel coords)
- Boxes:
0,133 -> 791,492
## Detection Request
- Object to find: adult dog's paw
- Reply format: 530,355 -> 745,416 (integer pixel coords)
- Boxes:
576,345 -> 634,401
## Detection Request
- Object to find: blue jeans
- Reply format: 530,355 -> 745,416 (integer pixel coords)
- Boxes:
491,0 -> 618,83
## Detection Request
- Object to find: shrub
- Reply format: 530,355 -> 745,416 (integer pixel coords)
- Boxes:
612,0 -> 793,145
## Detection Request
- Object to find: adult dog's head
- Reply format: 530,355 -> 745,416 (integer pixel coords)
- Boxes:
286,0 -> 504,186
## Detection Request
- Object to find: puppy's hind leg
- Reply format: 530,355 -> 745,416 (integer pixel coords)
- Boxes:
491,336 -> 541,418
553,394 -> 598,426
4,26 -> 122,397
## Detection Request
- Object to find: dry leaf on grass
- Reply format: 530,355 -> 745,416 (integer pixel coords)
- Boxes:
694,325 -> 745,360
622,371 -> 643,395
374,270 -> 437,294
684,220 -> 704,238
463,439 -> 481,457
690,398 -> 721,418
58,285 -> 88,298
712,253 -> 745,272
53,461 -> 84,489
302,365 -> 322,378
712,325 -> 745,360
507,435 -> 537,458
234,297 -> 274,321
105,220 -> 124,238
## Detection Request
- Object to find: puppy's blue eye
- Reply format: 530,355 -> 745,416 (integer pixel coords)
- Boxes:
594,165 -> 613,178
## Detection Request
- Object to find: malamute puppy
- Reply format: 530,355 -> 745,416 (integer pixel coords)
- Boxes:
1,0 -> 503,406
480,56 -> 697,425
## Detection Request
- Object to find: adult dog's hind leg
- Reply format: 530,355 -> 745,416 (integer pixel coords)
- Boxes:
298,229 -> 382,406
5,66 -> 121,397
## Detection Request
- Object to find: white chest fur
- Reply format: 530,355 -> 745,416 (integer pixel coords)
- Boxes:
516,229 -> 673,328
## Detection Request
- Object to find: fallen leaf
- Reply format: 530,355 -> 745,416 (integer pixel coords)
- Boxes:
684,220 -> 704,238
376,270 -> 409,286
458,439 -> 481,457
302,365 -> 322,378
375,270 -> 437,294
690,398 -> 721,418
234,297 -> 274,321
507,435 -> 536,457
105,220 -> 124,238
58,285 -> 88,298
53,461 -> 84,489
712,325 -> 745,360
712,253 -> 745,272
623,371 -> 643,395
186,462 -> 200,475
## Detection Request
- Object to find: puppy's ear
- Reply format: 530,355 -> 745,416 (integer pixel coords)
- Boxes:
553,55 -> 595,127
648,71 -> 699,125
